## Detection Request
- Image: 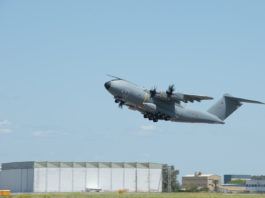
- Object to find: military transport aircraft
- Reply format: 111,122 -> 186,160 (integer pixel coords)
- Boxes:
104,76 -> 264,124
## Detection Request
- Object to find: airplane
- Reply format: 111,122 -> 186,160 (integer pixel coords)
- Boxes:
104,76 -> 264,124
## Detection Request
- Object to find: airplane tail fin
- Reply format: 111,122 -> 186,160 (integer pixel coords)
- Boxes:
207,94 -> 264,121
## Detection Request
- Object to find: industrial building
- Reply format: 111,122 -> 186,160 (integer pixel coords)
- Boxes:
182,172 -> 221,191
0,161 -> 163,193
246,180 -> 265,192
219,184 -> 246,193
224,175 -> 251,184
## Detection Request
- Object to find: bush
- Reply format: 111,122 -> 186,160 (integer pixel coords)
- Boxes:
227,179 -> 246,185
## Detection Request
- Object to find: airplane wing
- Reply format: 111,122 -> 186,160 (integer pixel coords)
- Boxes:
152,91 -> 213,103
182,94 -> 213,103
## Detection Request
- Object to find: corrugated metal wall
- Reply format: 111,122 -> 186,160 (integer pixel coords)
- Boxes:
0,169 -> 34,192
0,162 -> 163,193
33,167 -> 162,192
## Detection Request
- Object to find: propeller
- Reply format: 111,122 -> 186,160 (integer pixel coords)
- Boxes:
149,87 -> 157,98
118,101 -> 124,108
166,84 -> 175,97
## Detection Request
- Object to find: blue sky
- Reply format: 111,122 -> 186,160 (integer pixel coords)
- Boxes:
0,0 -> 265,182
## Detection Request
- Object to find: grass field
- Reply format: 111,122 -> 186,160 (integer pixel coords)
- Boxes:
8,193 -> 265,198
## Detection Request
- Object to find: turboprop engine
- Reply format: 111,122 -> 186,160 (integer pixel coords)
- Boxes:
159,92 -> 184,101
149,87 -> 184,102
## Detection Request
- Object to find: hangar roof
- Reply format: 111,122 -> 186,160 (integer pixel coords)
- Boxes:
2,161 -> 163,170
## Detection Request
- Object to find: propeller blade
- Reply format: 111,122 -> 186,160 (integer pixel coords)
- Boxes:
118,101 -> 124,108
150,87 -> 157,98
166,84 -> 175,97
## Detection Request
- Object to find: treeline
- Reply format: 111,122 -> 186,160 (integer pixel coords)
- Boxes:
162,165 -> 180,192
161,165 -> 212,193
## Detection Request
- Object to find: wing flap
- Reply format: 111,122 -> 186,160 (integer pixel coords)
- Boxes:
183,94 -> 213,103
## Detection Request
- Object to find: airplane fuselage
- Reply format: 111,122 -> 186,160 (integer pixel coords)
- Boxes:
105,79 -> 224,124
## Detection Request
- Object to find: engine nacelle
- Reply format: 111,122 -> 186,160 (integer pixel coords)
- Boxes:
143,103 -> 157,112
171,93 -> 184,101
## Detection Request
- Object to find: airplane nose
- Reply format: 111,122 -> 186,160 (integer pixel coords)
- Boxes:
104,81 -> 111,90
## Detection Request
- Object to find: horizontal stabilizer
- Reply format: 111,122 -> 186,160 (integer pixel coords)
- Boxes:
224,94 -> 264,104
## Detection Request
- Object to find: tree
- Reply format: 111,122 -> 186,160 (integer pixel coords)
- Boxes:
213,179 -> 219,192
162,165 -> 180,192
227,179 -> 246,185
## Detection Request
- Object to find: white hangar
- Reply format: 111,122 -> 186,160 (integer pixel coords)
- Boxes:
0,161 -> 163,193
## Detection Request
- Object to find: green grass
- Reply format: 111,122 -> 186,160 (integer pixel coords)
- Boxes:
7,193 -> 265,198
